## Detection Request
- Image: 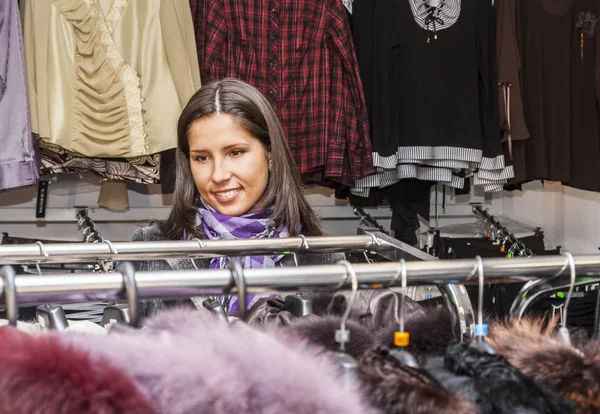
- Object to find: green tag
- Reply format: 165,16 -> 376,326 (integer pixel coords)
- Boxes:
556,292 -> 565,299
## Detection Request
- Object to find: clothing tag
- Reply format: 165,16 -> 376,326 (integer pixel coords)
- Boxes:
35,180 -> 49,218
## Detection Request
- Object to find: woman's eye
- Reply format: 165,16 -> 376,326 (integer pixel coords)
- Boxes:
194,155 -> 209,162
230,149 -> 245,157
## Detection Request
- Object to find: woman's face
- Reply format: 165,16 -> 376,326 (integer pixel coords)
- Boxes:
188,113 -> 270,216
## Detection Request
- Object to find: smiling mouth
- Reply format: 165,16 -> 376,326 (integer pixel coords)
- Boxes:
213,188 -> 242,202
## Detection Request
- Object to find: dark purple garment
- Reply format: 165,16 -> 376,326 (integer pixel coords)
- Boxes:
0,0 -> 39,192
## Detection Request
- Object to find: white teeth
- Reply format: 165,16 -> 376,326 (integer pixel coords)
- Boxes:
216,189 -> 239,198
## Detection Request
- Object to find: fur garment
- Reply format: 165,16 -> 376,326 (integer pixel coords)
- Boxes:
62,309 -> 376,414
0,326 -> 155,414
359,347 -> 475,414
378,306 -> 456,363
488,318 -> 600,413
443,342 -> 575,414
287,314 -> 378,359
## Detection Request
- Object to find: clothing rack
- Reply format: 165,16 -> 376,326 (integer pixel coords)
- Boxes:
472,205 -> 537,257
1,254 -> 599,318
0,232 -> 427,264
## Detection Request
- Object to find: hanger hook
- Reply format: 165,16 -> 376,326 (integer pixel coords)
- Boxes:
398,259 -> 407,333
0,266 -> 18,326
104,239 -> 119,255
388,262 -> 402,288
298,234 -> 309,250
562,252 -> 576,329
193,237 -> 206,249
474,256 -> 485,343
35,241 -> 49,258
228,261 -> 247,321
337,260 -> 358,334
117,262 -> 139,328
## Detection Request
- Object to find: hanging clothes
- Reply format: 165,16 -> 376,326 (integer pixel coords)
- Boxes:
190,0 -> 375,187
496,0 -> 530,160
21,0 -> 200,159
0,0 -> 39,192
516,0 -> 600,191
352,0 -> 513,195
568,0 -> 600,191
39,141 -> 161,184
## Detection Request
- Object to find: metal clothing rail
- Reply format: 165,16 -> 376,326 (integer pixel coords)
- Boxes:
0,234 -> 383,264
1,255 -> 599,307
0,232 -> 437,264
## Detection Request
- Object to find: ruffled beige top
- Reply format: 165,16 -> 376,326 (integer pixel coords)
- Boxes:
22,0 -> 200,158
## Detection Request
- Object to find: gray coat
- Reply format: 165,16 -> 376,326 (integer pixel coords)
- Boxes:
131,225 -> 345,318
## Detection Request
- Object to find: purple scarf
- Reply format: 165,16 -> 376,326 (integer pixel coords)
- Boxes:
197,207 -> 290,270
194,202 -> 291,314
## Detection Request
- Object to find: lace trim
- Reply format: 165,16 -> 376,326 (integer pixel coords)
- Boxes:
84,0 -> 147,155
104,0 -> 130,32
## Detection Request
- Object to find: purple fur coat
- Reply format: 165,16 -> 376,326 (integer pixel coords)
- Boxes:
62,309 -> 376,414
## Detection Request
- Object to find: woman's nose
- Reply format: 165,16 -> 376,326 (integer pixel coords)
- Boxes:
211,159 -> 232,183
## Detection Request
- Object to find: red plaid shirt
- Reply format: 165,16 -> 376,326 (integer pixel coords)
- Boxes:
189,0 -> 375,186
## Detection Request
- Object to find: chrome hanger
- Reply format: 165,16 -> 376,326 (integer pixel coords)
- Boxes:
34,241 -> 50,276
292,235 -> 310,267
0,266 -> 18,326
387,259 -> 419,368
190,237 -> 206,270
471,256 -> 496,354
228,261 -> 248,320
102,262 -> 139,329
556,252 -> 575,345
331,260 -> 360,390
509,255 -> 600,319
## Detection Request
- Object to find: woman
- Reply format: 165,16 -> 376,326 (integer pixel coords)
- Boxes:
133,78 -> 344,316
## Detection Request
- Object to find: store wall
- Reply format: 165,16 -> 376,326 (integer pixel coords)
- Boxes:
1,175 -> 596,254
0,174 -> 492,243
502,181 -> 600,254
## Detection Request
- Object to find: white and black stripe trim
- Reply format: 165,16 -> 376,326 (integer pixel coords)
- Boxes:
409,0 -> 461,32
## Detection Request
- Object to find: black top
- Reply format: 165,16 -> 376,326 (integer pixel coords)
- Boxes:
352,0 -> 513,192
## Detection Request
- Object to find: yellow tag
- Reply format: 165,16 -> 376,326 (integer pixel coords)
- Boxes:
394,331 -> 410,347
370,284 -> 384,289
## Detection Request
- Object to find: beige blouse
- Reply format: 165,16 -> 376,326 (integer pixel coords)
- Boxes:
22,0 -> 201,158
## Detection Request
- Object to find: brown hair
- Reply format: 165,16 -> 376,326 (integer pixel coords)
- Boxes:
158,78 -> 323,240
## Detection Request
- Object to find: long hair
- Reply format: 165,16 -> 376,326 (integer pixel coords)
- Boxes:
159,78 -> 323,240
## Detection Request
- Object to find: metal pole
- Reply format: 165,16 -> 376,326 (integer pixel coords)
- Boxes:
1,255 -> 598,306
0,235 -> 379,264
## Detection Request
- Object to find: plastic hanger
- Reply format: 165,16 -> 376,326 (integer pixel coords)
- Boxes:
0,265 -> 18,326
282,294 -> 313,317
201,299 -> 229,323
228,260 -> 248,320
387,259 -> 420,368
469,256 -> 496,354
36,304 -> 69,330
330,260 -> 360,390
